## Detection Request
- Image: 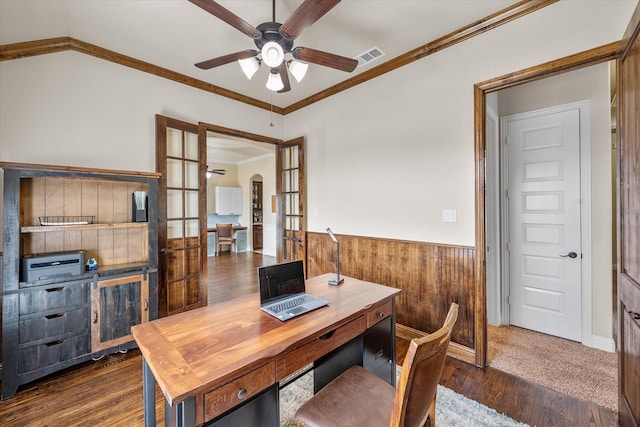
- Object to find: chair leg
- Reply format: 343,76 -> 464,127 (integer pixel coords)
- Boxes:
427,394 -> 436,427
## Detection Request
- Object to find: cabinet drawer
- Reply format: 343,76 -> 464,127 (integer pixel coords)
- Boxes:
204,361 -> 275,422
276,316 -> 366,381
364,316 -> 393,378
18,334 -> 89,374
366,300 -> 392,328
19,283 -> 88,315
20,307 -> 88,344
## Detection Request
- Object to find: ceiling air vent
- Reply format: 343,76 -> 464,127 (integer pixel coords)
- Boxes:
355,47 -> 385,67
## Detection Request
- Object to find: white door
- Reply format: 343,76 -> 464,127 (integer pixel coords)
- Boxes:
504,106 -> 582,341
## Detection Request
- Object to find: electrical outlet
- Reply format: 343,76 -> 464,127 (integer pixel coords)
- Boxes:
442,209 -> 457,223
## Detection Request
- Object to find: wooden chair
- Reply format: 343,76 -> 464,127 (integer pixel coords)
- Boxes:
215,223 -> 236,255
295,303 -> 459,427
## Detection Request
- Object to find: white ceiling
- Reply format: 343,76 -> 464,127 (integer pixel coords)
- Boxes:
0,0 -> 520,109
2,0 -> 526,162
207,132 -> 275,164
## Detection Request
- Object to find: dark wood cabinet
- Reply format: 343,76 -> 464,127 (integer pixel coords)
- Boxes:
18,279 -> 90,377
90,273 -> 149,353
0,162 -> 160,399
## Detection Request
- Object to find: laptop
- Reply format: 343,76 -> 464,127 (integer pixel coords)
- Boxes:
258,260 -> 329,321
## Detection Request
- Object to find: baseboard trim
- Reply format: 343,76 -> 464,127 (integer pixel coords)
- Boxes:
590,335 -> 616,353
396,323 -> 476,365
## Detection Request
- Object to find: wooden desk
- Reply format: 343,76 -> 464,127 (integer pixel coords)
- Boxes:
131,274 -> 401,427
206,226 -> 248,233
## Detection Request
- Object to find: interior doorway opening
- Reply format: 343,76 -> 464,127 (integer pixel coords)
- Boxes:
483,60 -> 617,355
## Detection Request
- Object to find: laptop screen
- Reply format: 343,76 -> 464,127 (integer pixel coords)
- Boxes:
258,260 -> 306,306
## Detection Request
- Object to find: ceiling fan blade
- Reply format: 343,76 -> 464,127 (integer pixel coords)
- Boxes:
292,47 -> 357,72
195,49 -> 258,70
189,0 -> 262,39
277,63 -> 291,93
280,0 -> 341,39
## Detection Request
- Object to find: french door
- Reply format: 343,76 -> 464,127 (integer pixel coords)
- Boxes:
276,137 -> 306,266
156,115 -> 207,317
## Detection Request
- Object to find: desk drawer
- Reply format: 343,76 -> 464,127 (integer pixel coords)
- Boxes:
204,361 -> 275,422
366,300 -> 392,328
276,316 -> 366,381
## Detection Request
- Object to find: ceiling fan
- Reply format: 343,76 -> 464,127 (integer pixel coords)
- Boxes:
206,168 -> 227,178
189,0 -> 358,93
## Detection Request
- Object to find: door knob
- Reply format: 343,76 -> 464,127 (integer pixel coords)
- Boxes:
560,252 -> 578,259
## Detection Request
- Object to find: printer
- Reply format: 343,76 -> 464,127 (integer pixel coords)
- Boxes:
22,250 -> 85,282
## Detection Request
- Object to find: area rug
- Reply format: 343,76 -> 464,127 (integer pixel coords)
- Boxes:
488,324 -> 617,411
279,367 -> 528,427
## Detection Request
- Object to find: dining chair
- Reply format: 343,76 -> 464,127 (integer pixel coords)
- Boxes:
215,223 -> 236,255
295,302 -> 459,427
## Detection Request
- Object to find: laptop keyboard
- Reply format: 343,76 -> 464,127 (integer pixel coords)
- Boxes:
271,295 -> 313,313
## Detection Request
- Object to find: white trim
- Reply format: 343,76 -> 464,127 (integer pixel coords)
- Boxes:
497,100 -> 593,346
485,103 -> 501,326
591,335 -> 615,353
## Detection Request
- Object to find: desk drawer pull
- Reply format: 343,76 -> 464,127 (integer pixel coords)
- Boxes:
237,388 -> 247,400
318,330 -> 336,340
45,313 -> 64,320
377,311 -> 385,317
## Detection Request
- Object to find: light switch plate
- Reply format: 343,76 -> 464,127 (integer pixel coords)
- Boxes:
442,209 -> 457,223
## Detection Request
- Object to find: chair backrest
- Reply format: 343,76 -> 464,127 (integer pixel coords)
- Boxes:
216,223 -> 233,239
390,302 -> 459,427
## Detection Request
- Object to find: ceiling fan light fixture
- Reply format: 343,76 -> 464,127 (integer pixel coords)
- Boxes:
261,41 -> 284,67
266,69 -> 284,91
288,60 -> 308,83
238,57 -> 260,79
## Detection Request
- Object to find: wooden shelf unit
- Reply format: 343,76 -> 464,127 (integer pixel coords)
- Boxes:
0,162 -> 160,400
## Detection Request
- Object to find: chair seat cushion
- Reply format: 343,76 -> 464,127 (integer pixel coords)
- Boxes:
295,365 -> 395,427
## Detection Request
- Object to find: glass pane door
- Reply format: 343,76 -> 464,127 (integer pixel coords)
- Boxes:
156,115 -> 207,316
277,138 -> 306,265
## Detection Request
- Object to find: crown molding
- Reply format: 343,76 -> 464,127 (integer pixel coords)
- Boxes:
0,0 -> 557,116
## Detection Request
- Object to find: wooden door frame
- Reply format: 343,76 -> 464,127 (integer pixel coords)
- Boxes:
473,42 -> 621,367
197,122 -> 283,255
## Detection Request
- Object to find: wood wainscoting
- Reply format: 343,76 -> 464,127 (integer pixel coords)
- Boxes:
306,231 -> 476,363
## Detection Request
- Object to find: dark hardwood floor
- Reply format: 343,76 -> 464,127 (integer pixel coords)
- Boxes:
206,251 -> 277,305
0,252 -> 617,426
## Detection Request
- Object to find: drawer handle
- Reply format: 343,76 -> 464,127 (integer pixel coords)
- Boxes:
45,313 -> 64,320
45,287 -> 64,293
318,330 -> 336,340
93,310 -> 98,324
630,311 -> 640,320
45,340 -> 64,347
237,388 -> 247,400
144,299 -> 149,311
377,311 -> 385,317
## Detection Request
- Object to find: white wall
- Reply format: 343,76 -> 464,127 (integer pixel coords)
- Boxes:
498,63 -> 614,343
238,155 -> 277,257
0,2 -> 635,262
284,1 -> 635,247
0,51 -> 283,243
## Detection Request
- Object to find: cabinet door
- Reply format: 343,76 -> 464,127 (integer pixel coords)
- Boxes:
91,274 -> 149,352
215,187 -> 243,215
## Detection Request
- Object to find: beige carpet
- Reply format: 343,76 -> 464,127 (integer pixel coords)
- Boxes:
488,325 -> 618,411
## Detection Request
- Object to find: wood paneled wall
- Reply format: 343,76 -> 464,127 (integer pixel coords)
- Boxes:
306,232 -> 476,350
20,177 -> 148,266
